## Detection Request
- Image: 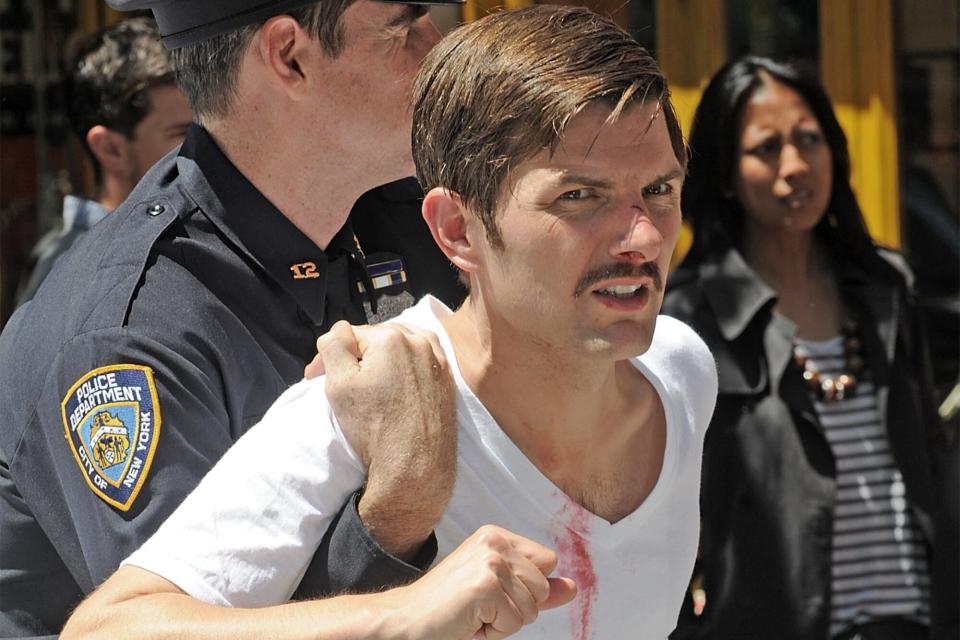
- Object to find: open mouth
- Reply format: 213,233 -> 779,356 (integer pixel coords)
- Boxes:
574,262 -> 662,299
593,283 -> 647,299
782,189 -> 812,209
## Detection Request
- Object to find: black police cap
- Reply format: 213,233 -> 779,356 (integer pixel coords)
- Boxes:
107,0 -> 464,48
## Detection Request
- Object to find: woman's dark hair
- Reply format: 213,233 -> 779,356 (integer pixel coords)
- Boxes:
681,55 -> 889,276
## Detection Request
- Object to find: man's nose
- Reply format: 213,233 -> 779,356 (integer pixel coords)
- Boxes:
609,201 -> 662,265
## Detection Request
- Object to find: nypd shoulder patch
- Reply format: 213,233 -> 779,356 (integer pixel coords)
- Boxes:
61,364 -> 162,511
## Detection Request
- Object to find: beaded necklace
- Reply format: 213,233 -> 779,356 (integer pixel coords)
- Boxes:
793,320 -> 864,402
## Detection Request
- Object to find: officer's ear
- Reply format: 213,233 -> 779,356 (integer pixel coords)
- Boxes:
422,187 -> 481,275
255,15 -> 312,99
86,125 -> 131,174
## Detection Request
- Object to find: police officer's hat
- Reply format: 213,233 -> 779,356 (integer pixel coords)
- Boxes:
107,0 -> 465,48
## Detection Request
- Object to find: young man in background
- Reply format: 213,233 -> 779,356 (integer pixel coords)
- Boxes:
16,17 -> 192,305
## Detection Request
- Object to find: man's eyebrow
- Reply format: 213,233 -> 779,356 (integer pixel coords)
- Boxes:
387,4 -> 428,28
553,168 -> 684,189
554,174 -> 612,189
651,168 -> 685,184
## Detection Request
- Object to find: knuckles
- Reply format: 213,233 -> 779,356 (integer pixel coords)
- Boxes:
370,326 -> 408,350
474,525 -> 511,552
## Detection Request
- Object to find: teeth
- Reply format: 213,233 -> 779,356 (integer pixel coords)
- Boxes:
597,284 -> 644,295
784,191 -> 810,208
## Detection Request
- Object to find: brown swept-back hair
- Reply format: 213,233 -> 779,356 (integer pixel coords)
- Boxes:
412,4 -> 685,248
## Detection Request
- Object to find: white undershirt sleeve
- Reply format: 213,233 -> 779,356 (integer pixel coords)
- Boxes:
123,377 -> 367,607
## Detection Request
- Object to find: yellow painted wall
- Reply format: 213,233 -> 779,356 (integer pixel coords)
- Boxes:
77,0 -> 125,33
655,0 -> 727,266
820,0 -> 901,248
655,0 -> 727,136
463,0 -> 533,22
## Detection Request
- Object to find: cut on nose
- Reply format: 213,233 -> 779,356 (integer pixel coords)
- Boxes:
612,215 -> 662,264
615,250 -> 648,265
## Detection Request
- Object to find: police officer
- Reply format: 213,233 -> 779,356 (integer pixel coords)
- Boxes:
0,0 -> 466,636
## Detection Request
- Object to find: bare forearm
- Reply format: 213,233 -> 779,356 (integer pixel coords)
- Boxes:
62,594 -> 397,640
62,568 -> 400,640
62,527 -> 578,640
358,485 -> 440,561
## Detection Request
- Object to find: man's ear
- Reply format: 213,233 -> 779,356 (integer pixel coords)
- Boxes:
255,15 -> 313,100
86,125 -> 131,174
422,187 -> 480,274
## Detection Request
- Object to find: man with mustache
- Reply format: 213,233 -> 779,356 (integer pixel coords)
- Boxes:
64,6 -> 717,639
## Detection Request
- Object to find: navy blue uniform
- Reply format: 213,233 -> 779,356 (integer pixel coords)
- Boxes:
0,124 -> 464,637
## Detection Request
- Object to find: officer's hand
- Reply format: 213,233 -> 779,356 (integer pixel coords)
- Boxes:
313,320 -> 457,561
384,525 -> 578,640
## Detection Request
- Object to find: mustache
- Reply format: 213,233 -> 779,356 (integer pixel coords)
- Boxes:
573,261 -> 663,297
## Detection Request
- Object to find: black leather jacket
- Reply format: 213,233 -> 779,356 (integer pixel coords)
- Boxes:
663,245 -> 957,640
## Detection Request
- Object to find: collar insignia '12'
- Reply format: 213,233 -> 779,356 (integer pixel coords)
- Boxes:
61,364 -> 162,511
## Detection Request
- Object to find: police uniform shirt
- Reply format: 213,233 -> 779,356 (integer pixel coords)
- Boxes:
0,123 -> 464,637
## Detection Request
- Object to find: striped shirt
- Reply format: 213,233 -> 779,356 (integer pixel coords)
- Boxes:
794,336 -> 931,637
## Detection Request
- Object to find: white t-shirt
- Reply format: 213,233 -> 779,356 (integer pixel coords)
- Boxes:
125,296 -> 717,639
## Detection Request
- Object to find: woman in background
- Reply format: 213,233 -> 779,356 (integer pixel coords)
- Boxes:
663,56 -> 957,640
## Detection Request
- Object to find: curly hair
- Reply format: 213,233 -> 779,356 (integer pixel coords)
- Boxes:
67,16 -> 176,178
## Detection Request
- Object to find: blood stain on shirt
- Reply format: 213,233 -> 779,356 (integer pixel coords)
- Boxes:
552,495 -> 598,640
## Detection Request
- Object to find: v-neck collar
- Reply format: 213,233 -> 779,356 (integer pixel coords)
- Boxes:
415,296 -> 679,539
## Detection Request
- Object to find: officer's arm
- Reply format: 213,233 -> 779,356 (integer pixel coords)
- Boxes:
61,527 -> 577,640
0,447 -> 78,639
49,332 -> 238,580
2,322 -> 248,637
